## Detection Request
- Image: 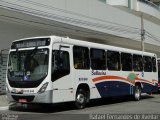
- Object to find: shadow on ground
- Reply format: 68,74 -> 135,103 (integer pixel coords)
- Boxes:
9,94 -> 154,113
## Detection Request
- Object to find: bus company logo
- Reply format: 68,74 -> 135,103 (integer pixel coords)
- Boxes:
128,73 -> 137,81
92,70 -> 106,75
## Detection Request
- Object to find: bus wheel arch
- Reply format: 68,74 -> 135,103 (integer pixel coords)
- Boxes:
75,84 -> 90,109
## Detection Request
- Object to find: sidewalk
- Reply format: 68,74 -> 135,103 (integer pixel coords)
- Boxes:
0,95 -> 9,107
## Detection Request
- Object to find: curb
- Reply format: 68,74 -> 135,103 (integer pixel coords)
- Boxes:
0,106 -> 9,111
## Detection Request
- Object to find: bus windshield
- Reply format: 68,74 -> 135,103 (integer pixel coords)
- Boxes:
7,48 -> 49,82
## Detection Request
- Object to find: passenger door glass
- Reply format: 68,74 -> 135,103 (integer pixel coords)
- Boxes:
52,50 -> 70,81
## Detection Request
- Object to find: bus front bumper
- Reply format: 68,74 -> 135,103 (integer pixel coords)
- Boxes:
6,90 -> 53,104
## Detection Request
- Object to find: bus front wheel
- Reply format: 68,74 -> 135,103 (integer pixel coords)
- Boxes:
75,89 -> 86,109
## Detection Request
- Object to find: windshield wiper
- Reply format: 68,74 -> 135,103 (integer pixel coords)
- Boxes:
28,46 -> 38,58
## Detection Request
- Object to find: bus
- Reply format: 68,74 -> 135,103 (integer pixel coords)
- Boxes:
6,35 -> 158,109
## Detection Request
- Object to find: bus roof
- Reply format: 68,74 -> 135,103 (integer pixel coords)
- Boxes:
12,35 -> 156,57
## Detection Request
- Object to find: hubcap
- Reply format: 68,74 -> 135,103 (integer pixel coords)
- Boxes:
77,93 -> 85,104
135,89 -> 140,99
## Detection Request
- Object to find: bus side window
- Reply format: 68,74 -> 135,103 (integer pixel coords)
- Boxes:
121,53 -> 132,71
52,50 -> 70,82
152,57 -> 156,72
133,54 -> 143,72
73,46 -> 90,69
143,56 -> 152,72
107,50 -> 120,71
90,48 -> 106,70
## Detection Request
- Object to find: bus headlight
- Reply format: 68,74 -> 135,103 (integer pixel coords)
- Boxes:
38,82 -> 48,94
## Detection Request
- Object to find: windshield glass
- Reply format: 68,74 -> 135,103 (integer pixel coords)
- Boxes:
8,48 -> 49,81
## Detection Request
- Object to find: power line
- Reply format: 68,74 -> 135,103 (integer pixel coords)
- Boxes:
1,0 -> 159,44
0,14 -> 140,41
145,31 -> 160,43
14,0 -> 141,30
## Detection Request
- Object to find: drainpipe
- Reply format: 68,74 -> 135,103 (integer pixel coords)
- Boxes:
128,0 -> 131,9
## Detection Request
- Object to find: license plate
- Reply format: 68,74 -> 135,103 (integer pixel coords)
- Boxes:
19,99 -> 27,103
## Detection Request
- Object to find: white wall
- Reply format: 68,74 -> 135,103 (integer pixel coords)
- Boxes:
0,0 -> 142,39
137,1 -> 160,19
144,19 -> 160,46
0,20 -> 52,50
0,0 -> 160,52
107,0 -> 128,6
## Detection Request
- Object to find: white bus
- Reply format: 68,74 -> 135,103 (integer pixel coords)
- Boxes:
6,35 -> 158,109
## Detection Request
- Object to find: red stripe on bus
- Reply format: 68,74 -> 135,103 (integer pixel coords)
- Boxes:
92,75 -> 134,84
92,75 -> 157,85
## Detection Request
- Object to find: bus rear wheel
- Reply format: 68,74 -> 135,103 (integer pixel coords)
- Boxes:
134,85 -> 141,101
75,89 -> 86,109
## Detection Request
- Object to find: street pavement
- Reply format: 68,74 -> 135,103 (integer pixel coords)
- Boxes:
0,95 -> 8,105
0,95 -> 10,111
0,94 -> 160,120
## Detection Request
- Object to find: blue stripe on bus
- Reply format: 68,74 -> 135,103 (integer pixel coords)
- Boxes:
95,81 -> 157,98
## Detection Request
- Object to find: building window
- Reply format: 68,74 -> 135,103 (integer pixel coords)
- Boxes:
90,48 -> 106,70
107,51 -> 120,71
73,46 -> 90,69
121,53 -> 132,71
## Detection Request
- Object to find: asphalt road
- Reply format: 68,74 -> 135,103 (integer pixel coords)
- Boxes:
0,94 -> 160,120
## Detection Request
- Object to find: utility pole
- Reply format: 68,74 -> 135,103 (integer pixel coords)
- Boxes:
141,13 -> 145,51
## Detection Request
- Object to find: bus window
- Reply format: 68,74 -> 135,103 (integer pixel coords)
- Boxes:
90,48 -> 106,70
121,53 -> 132,71
73,46 -> 90,69
133,55 -> 143,72
52,50 -> 70,81
107,51 -> 120,71
143,56 -> 152,72
152,57 -> 157,72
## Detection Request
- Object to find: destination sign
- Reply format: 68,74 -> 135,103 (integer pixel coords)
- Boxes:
11,38 -> 50,49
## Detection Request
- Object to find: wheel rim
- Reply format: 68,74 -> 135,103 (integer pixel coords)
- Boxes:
135,89 -> 140,99
76,93 -> 85,104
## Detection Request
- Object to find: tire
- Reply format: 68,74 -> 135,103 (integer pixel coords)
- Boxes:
75,89 -> 86,109
134,85 -> 141,101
